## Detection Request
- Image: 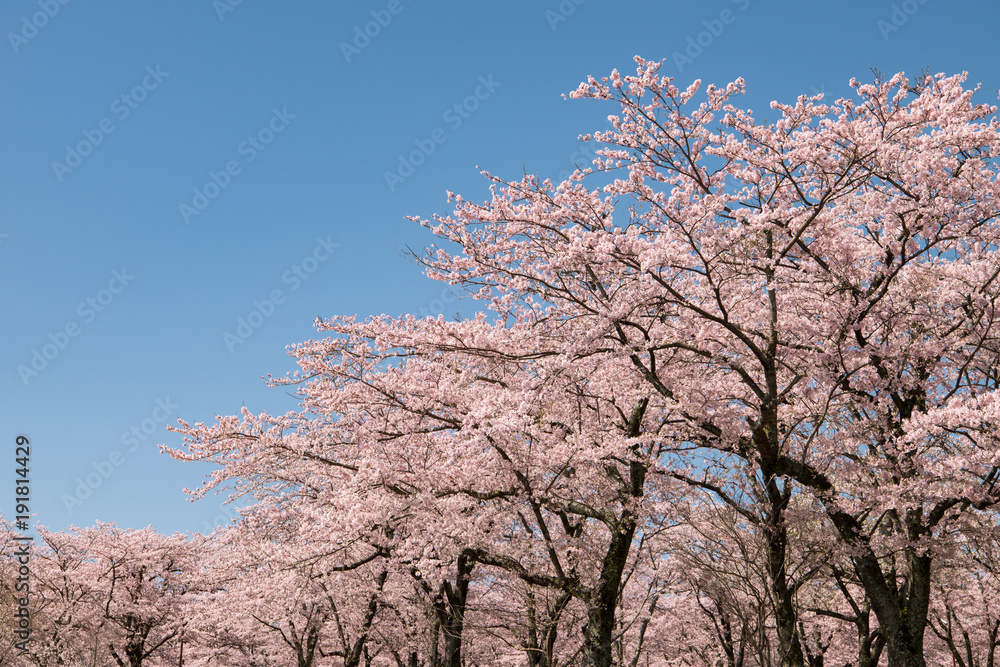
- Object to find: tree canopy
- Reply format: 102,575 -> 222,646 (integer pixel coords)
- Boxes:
7,58 -> 1000,667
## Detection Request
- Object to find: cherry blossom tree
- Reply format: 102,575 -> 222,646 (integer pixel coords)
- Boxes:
409,60 -> 1000,667
166,313 -> 689,667
921,519 -> 1000,667
29,523 -> 203,667
22,526 -> 106,666
164,58 -> 1000,667
189,517 -> 392,667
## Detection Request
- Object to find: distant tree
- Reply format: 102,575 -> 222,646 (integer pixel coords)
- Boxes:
188,517 -> 391,667
27,523 -> 201,667
924,518 -> 1000,667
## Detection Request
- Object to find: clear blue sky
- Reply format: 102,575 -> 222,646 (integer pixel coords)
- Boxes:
3,1 -> 998,536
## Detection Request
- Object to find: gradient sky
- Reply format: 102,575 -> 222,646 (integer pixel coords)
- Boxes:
3,0 -> 998,537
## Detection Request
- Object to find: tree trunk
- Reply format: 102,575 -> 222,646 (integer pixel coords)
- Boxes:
524,588 -> 571,667
761,471 -> 804,667
580,510 -> 637,667
578,398 -> 651,667
440,552 -> 473,667
755,405 -> 804,667
846,532 -> 931,667
344,569 -> 388,667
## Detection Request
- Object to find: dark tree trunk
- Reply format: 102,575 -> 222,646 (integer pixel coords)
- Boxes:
580,520 -> 635,667
524,588 -> 572,667
440,552 -> 474,667
344,570 -> 388,667
760,469 -> 804,667
822,507 -> 930,667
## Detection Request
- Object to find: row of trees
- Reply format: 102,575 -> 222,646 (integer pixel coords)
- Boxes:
1,515 -> 822,666
4,511 -> 1000,666
6,59 -> 1000,666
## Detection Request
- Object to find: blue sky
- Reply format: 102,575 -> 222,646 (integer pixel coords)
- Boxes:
3,0 -> 998,536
